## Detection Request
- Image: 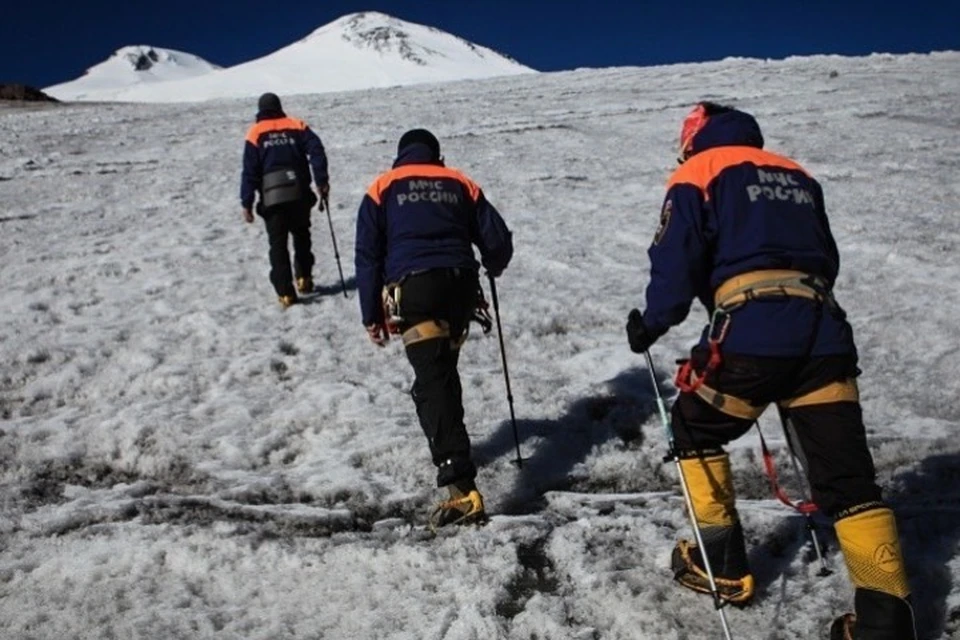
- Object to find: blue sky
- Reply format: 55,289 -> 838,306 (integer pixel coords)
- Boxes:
3,0 -> 957,88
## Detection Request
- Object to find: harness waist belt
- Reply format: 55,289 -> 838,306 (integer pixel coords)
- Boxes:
694,376 -> 860,420
402,320 -> 450,346
401,319 -> 470,349
714,269 -> 831,310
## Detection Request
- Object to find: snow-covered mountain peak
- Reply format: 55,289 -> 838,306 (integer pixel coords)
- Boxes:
45,12 -> 534,103
304,11 -> 519,68
310,11 -> 419,39
336,12 -> 440,65
45,45 -> 220,100
109,45 -> 219,73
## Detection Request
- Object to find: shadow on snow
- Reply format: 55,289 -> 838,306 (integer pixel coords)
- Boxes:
474,362 -> 960,637
728,442 -> 960,639
473,365 -> 670,514
888,450 -> 960,639
300,274 -> 357,301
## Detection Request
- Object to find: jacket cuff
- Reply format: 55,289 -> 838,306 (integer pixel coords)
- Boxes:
641,312 -> 669,342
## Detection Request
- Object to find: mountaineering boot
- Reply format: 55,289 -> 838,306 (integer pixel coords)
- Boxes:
829,613 -> 855,640
834,504 -> 917,639
428,481 -> 487,532
278,294 -> 298,309
672,538 -> 755,605
671,451 -> 755,605
296,276 -> 314,295
829,592 -> 917,640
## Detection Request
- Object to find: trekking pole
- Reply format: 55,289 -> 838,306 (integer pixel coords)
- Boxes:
488,275 -> 522,468
644,350 -> 735,640
773,411 -> 832,576
322,195 -> 348,298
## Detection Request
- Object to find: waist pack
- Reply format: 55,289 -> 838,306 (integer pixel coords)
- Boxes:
261,168 -> 302,209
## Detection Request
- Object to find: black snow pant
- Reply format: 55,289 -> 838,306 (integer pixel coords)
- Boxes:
671,350 -> 880,517
398,268 -> 480,489
259,201 -> 314,298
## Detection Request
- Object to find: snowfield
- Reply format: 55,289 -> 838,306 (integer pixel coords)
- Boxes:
2,51 -> 960,639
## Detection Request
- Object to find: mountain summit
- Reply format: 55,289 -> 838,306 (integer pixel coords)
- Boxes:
44,12 -> 535,103
45,46 -> 221,101
315,12 -> 526,68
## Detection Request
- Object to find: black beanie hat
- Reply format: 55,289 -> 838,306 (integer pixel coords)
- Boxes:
397,128 -> 441,160
258,92 -> 282,113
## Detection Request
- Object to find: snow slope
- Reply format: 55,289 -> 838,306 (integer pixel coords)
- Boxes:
44,12 -> 535,103
3,51 -> 960,639
44,45 -> 221,101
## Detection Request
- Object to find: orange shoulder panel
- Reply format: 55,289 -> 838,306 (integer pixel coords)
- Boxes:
244,117 -> 307,145
666,146 -> 811,195
365,165 -> 482,206
448,167 -> 482,203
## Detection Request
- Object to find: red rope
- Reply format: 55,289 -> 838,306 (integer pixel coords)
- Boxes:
675,339 -> 722,393
675,313 -> 730,393
757,426 -> 818,514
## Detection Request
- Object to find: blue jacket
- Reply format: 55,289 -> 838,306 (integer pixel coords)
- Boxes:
643,110 -> 855,356
240,110 -> 328,209
355,144 -> 513,326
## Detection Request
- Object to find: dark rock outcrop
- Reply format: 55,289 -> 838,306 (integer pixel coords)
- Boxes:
0,84 -> 59,102
132,48 -> 161,71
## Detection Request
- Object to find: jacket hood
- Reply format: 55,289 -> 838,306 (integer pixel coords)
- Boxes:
689,109 -> 765,157
393,143 -> 445,168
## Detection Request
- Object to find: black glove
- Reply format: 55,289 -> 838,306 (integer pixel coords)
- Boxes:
626,308 -> 656,354
315,183 -> 329,210
472,286 -> 493,334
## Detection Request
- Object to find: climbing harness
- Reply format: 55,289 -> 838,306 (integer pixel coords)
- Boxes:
675,270 -> 835,395
380,278 -> 494,348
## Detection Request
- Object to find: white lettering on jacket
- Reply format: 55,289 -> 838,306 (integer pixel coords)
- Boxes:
396,179 -> 462,206
746,169 -> 814,205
